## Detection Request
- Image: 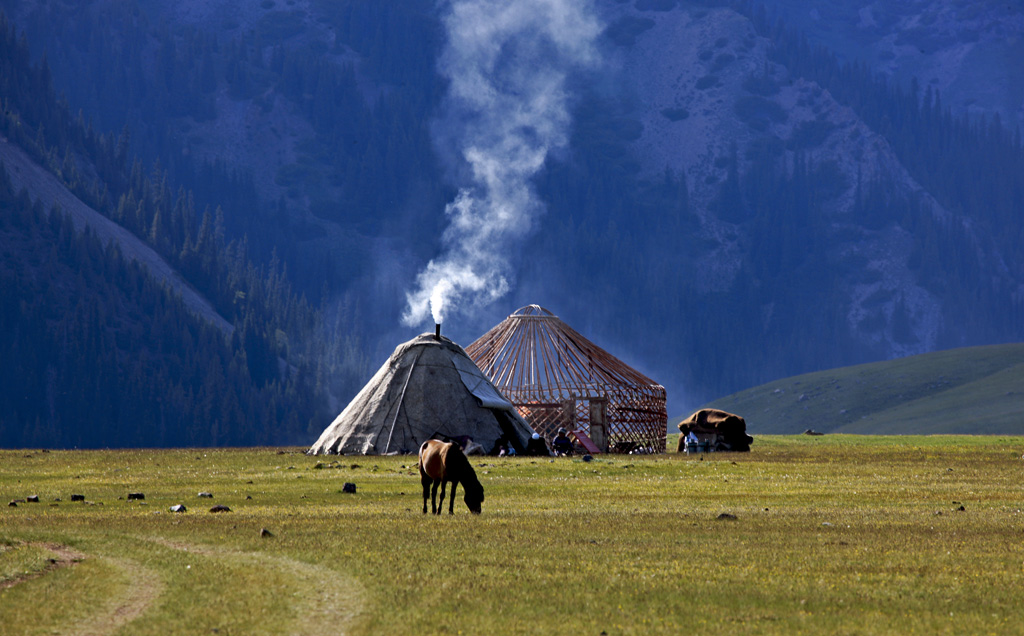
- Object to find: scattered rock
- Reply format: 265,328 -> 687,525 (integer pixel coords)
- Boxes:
26,495 -> 39,503
209,505 -> 231,513
170,504 -> 187,513
342,483 -> 357,494
198,492 -> 213,498
260,528 -> 274,538
70,494 -> 85,502
717,513 -> 737,521
127,493 -> 145,501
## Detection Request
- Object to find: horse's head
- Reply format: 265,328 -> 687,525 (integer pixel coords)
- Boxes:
464,483 -> 484,514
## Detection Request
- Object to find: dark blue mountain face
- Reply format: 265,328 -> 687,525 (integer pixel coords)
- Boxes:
2,0 -> 1022,420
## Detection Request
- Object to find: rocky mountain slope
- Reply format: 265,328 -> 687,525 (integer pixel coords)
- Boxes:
2,0 -> 1021,413
605,2 -> 957,356
0,136 -> 234,336
754,0 -> 1024,126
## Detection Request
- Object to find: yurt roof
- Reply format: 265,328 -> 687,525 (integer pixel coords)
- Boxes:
466,305 -> 662,399
309,333 -> 535,455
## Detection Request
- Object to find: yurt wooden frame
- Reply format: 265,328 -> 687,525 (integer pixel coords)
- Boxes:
467,305 -> 667,453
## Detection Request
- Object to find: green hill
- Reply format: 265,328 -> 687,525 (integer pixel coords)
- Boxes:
699,343 -> 1024,435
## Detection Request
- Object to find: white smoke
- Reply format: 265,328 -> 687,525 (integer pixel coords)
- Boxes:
402,0 -> 600,327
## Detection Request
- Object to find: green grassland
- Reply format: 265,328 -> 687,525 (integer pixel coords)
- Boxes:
2,437 -> 1024,635
702,343 -> 1024,434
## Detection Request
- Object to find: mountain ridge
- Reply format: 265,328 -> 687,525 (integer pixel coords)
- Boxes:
702,342 -> 1024,435
0,136 -> 234,336
1,0 -> 1021,417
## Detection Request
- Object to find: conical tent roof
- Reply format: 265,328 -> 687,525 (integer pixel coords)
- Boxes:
467,305 -> 667,452
309,333 -> 535,455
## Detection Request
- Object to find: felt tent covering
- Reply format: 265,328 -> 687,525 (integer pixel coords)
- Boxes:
309,333 -> 536,455
676,408 -> 753,452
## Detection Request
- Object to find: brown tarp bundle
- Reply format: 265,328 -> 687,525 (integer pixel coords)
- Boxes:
676,409 -> 753,452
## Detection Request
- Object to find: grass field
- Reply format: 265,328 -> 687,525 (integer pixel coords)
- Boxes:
2,436 -> 1024,635
702,343 -> 1024,434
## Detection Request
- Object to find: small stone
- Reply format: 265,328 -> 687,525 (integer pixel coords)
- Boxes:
127,493 -> 145,501
209,505 -> 231,513
198,492 -> 213,498
70,494 -> 85,502
260,528 -> 274,538
170,504 -> 187,513
342,483 -> 357,494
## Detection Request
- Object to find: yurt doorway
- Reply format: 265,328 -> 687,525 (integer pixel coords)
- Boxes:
560,396 -> 608,452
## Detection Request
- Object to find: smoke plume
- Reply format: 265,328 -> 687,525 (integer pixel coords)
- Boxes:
402,0 -> 600,326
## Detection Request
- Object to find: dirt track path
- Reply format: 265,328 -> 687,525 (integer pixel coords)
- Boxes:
0,542 -> 85,591
61,556 -> 165,636
148,536 -> 361,636
0,542 -> 164,636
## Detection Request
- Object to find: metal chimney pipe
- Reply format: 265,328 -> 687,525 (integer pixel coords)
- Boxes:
434,323 -> 441,340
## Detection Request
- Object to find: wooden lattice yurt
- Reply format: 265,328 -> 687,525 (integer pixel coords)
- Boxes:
466,305 -> 668,453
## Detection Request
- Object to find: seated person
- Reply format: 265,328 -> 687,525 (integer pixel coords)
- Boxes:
551,427 -> 574,456
524,432 -> 550,456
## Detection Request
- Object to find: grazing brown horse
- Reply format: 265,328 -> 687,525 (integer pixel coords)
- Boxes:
418,439 -> 484,515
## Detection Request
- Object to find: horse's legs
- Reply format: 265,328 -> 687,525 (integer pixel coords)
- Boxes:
421,473 -> 432,514
437,480 -> 447,515
430,480 -> 439,514
448,480 -> 457,515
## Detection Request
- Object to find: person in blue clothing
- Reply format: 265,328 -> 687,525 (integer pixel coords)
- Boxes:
551,427 -> 574,456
